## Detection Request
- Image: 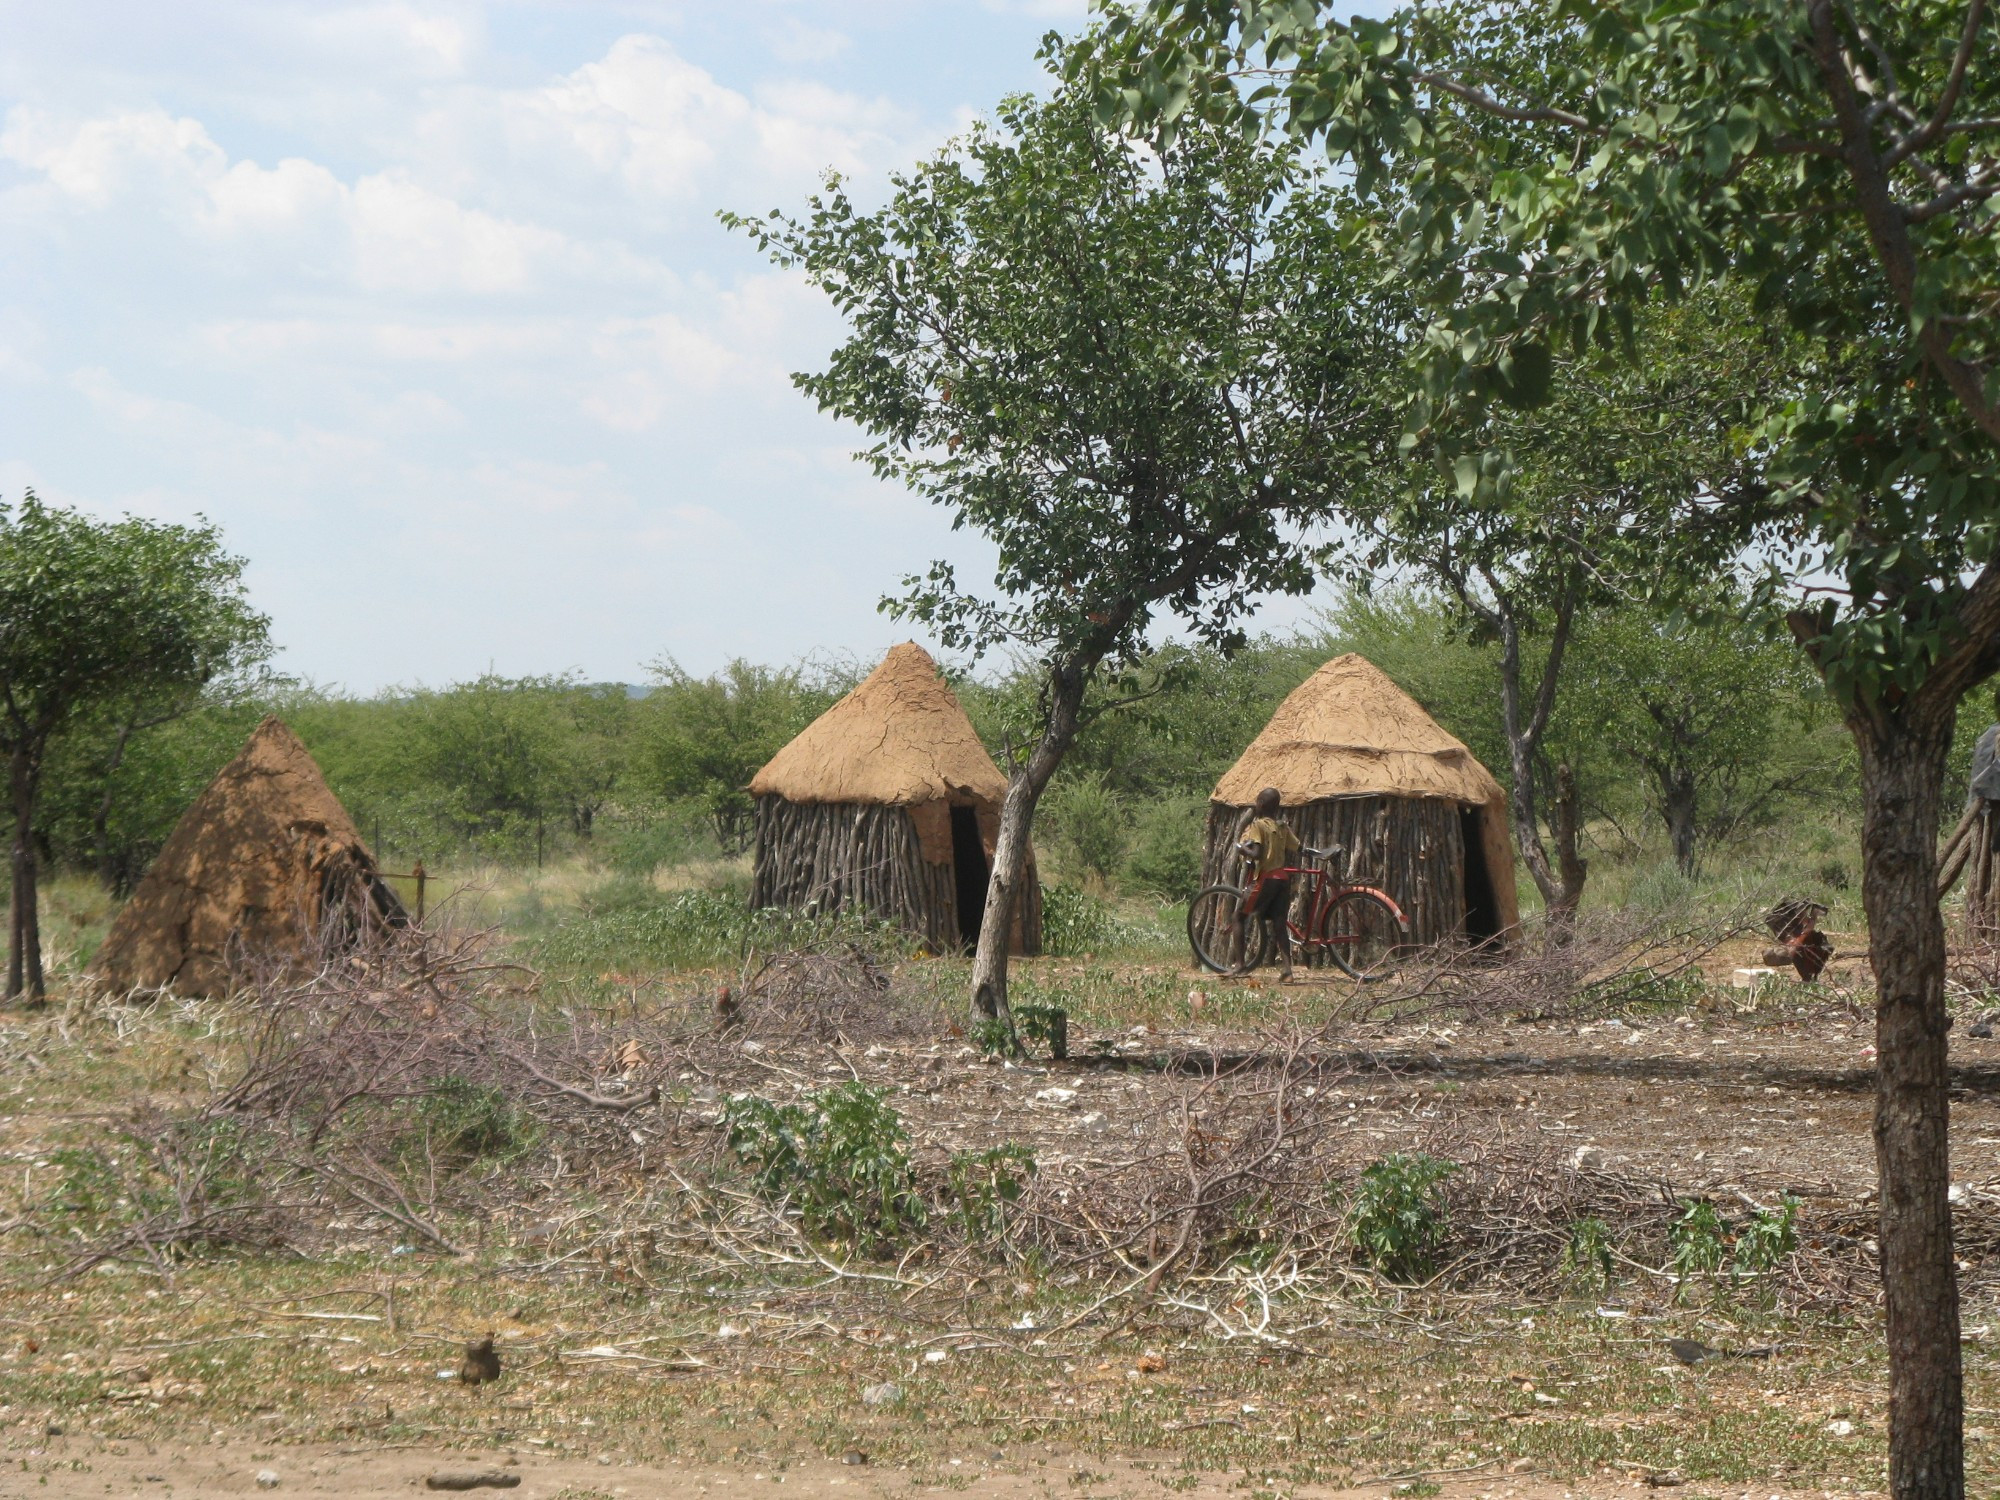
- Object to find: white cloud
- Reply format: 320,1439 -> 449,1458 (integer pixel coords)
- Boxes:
297,2 -> 481,77
0,104 -> 646,296
405,33 -> 922,226
0,108 -> 223,205
350,171 -> 571,294
979,0 -> 1090,15
764,19 -> 853,66
0,8 -> 1036,687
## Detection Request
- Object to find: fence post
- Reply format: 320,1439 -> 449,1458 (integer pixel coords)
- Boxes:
413,860 -> 426,927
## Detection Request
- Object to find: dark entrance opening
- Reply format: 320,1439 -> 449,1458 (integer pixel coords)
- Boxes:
1459,806 -> 1501,943
950,805 -> 991,949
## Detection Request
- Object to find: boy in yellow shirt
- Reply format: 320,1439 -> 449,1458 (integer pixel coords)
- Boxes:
1235,786 -> 1301,980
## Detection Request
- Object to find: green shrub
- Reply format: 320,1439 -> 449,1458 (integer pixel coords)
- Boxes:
602,811 -> 722,875
1585,963 -> 1710,1011
1625,861 -> 1701,915
1349,1152 -> 1457,1281
945,1144 -> 1036,1243
724,1083 -> 924,1254
1012,1002 -> 1068,1059
1041,775 -> 1129,883
1041,883 -> 1113,957
413,1076 -> 538,1167
1560,1216 -> 1615,1290
970,1016 -> 1014,1056
1123,796 -> 1206,899
46,1146 -> 134,1229
1734,1195 -> 1800,1277
1669,1199 -> 1729,1291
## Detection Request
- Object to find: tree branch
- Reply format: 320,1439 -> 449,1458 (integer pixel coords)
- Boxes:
1809,0 -> 2000,445
1884,0 -> 1987,167
1409,70 -> 1591,130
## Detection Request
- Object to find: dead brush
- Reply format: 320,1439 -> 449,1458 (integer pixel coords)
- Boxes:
1328,901 -> 1763,1028
6,917 -> 1910,1339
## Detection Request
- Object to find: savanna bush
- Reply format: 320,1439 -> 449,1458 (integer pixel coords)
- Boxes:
1348,1152 -> 1457,1282
1040,883 -> 1113,957
724,1083 -> 924,1254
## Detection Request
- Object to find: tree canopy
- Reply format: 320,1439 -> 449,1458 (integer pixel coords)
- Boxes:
730,78 -> 1404,1021
0,493 -> 267,997
1083,5 -> 2000,1493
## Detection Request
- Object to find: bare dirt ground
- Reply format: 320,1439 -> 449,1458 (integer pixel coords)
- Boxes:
10,932 -> 2000,1499
0,1440 -> 1874,1500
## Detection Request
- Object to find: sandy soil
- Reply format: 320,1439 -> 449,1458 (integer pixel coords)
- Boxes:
0,1437 -> 1870,1500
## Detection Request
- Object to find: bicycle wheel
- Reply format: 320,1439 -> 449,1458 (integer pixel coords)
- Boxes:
1316,889 -> 1408,981
1187,885 -> 1271,975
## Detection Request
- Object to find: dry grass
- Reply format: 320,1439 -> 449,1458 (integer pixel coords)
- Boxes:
4,900 -> 2000,1495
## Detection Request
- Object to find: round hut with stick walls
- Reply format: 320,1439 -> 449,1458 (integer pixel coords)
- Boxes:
1197,655 -> 1519,958
750,643 -> 1041,954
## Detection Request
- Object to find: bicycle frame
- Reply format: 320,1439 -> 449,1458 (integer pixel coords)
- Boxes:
1240,851 -> 1409,957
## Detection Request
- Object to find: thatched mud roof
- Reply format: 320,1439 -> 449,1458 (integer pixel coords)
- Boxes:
92,716 -> 402,998
1213,654 -> 1504,807
750,642 -> 1008,807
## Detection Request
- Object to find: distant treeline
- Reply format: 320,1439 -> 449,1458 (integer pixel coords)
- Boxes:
27,590 -> 1981,900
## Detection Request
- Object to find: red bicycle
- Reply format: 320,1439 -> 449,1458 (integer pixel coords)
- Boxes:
1187,842 -> 1411,981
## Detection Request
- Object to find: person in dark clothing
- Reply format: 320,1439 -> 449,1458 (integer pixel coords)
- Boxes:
1235,786 -> 1302,980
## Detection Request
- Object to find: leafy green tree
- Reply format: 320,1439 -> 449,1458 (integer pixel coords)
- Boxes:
37,676 -> 275,893
634,658 -> 852,853
0,494 -> 267,998
1090,4 -> 2000,1488
395,675 -> 630,861
1569,605 -> 1835,875
730,80 -> 1399,1026
1351,296 -> 1785,921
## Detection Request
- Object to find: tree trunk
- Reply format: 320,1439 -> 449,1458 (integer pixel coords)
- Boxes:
93,718 -> 136,889
1487,583 -> 1587,929
8,745 -> 43,1002
1856,708 -> 1963,1500
970,661 -> 1087,1027
1659,765 -> 1700,878
1549,761 -> 1587,920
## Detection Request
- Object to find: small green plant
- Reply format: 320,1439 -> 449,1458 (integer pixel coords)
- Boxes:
970,1016 -> 1015,1056
1560,1216 -> 1616,1290
945,1144 -> 1036,1243
1734,1195 -> 1800,1278
725,1083 -> 924,1254
413,1076 -> 538,1167
1349,1152 -> 1457,1281
46,1146 -> 132,1229
1012,1003 -> 1068,1060
1669,1198 -> 1729,1294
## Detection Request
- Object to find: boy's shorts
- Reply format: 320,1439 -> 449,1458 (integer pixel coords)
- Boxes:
1250,876 -> 1293,920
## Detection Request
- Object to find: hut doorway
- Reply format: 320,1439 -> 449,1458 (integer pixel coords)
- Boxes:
950,806 -> 991,948
1460,806 -> 1502,942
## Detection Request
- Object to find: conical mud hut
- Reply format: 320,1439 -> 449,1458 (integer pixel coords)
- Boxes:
92,717 -> 406,997
1198,655 -> 1518,955
750,643 -> 1040,954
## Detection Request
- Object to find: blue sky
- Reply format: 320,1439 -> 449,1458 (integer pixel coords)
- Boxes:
0,0 -> 1344,692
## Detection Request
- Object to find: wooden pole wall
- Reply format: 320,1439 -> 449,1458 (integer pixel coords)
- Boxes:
751,795 -> 1037,955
